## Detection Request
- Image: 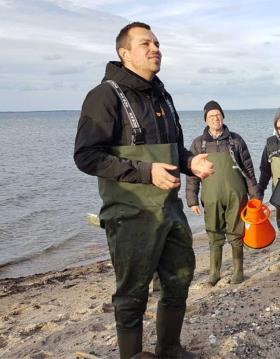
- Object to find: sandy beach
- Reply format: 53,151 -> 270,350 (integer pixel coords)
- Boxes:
0,229 -> 279,359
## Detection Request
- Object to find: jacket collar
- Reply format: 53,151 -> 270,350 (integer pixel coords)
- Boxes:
102,61 -> 165,93
202,124 -> 230,141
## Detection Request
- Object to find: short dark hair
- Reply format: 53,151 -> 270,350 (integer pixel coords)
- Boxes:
116,22 -> 151,59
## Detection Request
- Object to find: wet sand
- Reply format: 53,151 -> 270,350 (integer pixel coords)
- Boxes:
0,231 -> 279,359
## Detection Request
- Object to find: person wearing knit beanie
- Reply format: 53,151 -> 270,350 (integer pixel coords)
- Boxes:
203,100 -> 224,121
186,100 -> 260,287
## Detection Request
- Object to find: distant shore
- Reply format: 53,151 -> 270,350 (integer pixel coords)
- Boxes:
0,107 -> 277,114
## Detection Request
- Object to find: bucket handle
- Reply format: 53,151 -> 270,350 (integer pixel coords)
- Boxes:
241,204 -> 270,224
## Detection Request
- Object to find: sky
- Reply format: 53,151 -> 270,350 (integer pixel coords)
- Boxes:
0,0 -> 279,111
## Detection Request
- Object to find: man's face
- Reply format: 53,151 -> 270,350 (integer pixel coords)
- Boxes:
206,109 -> 224,132
120,27 -> 162,81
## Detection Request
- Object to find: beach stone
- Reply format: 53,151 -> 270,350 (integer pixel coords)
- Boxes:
102,302 -> 114,313
208,334 -> 217,345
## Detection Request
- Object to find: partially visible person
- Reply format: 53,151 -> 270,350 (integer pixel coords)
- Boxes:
258,109 -> 280,230
186,100 -> 260,286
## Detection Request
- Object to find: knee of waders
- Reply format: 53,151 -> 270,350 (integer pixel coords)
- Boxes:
159,277 -> 192,308
160,254 -> 195,304
208,234 -> 226,249
113,295 -> 148,330
228,236 -> 243,247
160,297 -> 188,309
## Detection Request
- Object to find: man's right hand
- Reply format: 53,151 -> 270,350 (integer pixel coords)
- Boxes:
151,163 -> 180,190
190,153 -> 214,179
191,205 -> 201,215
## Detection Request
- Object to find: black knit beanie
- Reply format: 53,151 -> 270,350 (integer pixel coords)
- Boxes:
203,100 -> 224,121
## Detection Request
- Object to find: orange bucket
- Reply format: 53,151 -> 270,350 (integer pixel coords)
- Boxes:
241,199 -> 276,249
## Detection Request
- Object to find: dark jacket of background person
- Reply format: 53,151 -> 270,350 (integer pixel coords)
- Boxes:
186,125 -> 260,207
74,61 -> 194,180
258,117 -> 280,197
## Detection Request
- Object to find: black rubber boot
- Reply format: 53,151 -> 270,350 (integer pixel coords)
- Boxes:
231,245 -> 244,284
131,352 -> 157,358
117,326 -> 143,359
208,247 -> 222,286
155,305 -> 197,358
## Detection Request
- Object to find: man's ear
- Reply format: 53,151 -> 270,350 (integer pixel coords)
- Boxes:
119,47 -> 130,63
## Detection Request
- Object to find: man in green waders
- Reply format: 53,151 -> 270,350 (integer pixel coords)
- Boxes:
258,109 -> 280,230
74,22 -> 214,359
186,101 -> 260,286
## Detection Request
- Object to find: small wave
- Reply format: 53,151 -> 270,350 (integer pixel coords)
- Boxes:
42,231 -> 83,253
0,229 -> 88,269
0,188 -> 46,207
1,209 -> 58,228
0,253 -> 36,269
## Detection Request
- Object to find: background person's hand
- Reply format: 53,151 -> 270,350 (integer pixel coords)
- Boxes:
191,154 -> 214,179
191,205 -> 201,215
151,163 -> 180,190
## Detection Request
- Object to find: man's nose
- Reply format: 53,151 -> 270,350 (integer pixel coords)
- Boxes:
150,42 -> 160,51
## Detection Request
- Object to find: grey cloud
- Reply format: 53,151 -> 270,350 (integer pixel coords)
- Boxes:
43,54 -> 63,61
19,84 -> 50,92
50,81 -> 81,90
252,74 -> 276,82
52,81 -> 64,89
48,66 -> 85,75
235,52 -> 248,57
198,67 -> 233,75
189,80 -> 203,86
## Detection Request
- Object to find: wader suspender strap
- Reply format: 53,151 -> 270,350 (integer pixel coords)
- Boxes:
201,136 -> 247,177
163,95 -> 180,138
267,137 -> 280,163
106,80 -> 144,145
228,135 -> 247,178
268,150 -> 280,162
201,140 -> 207,154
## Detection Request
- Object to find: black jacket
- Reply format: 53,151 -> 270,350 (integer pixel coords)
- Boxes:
258,134 -> 280,196
186,125 -> 260,206
74,61 -> 194,183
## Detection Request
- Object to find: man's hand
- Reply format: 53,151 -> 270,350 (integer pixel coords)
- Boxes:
191,154 -> 214,179
151,163 -> 180,190
191,205 -> 201,215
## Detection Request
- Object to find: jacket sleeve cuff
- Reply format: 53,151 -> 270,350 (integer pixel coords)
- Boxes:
138,162 -> 152,184
185,154 -> 195,176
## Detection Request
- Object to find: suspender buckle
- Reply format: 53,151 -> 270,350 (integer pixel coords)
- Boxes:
132,128 -> 145,145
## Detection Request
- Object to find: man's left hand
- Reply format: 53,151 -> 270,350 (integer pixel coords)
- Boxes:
190,154 -> 214,179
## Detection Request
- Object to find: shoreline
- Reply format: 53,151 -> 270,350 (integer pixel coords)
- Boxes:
0,232 -> 279,359
1,204 -> 275,281
0,231 -> 208,281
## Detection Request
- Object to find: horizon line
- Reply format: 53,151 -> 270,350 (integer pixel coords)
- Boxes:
0,107 -> 277,114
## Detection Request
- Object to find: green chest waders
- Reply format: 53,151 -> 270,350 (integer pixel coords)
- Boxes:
201,152 -> 247,248
271,157 -> 280,188
98,143 -> 180,216
98,143 -> 195,358
271,157 -> 280,229
98,82 -> 195,359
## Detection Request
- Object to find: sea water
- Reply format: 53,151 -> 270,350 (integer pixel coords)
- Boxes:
0,109 -> 276,278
